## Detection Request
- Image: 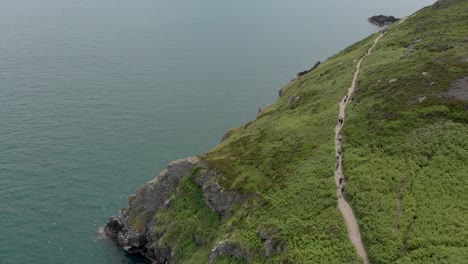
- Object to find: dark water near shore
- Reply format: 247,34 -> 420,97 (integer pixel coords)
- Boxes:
0,0 -> 434,263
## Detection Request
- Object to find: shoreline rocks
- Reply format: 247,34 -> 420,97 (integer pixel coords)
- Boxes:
367,15 -> 399,27
296,61 -> 321,78
104,156 -> 247,263
104,157 -> 201,263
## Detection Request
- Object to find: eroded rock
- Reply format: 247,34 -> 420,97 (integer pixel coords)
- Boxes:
105,156 -> 200,263
288,94 -> 300,109
195,169 -> 245,218
258,228 -> 285,257
296,61 -> 321,78
209,239 -> 248,264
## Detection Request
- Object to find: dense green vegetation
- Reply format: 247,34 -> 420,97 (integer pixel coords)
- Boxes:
343,1 -> 468,263
150,0 -> 467,263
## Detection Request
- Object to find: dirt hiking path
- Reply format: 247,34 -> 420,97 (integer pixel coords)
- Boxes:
334,33 -> 384,264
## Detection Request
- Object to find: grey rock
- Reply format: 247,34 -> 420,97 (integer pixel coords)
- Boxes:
105,156 -> 200,263
209,239 -> 248,264
296,61 -> 321,78
129,156 -> 200,231
195,169 -> 245,218
258,228 -> 285,257
264,238 -> 285,257
368,15 -> 399,27
288,94 -> 300,109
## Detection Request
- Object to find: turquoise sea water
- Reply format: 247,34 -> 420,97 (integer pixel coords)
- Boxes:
0,0 -> 434,263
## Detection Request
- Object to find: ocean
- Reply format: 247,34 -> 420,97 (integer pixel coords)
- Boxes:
0,0 -> 434,263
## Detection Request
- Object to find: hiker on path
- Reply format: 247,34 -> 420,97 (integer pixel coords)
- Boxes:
338,117 -> 343,125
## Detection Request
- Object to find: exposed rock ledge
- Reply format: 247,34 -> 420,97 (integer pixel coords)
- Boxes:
296,61 -> 321,79
367,15 -> 399,27
104,157 -> 200,263
104,156 -> 246,263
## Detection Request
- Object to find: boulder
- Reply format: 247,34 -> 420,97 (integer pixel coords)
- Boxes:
195,169 -> 245,218
288,94 -> 300,109
209,239 -> 248,264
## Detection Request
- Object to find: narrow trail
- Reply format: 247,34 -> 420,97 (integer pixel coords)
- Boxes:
397,16 -> 409,26
334,33 -> 384,264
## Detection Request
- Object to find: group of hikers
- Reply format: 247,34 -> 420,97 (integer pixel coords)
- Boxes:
338,116 -> 344,126
338,94 -> 349,126
336,141 -> 346,195
336,144 -> 345,194
336,93 -> 348,195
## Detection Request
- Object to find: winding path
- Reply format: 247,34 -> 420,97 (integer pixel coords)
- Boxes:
397,16 -> 409,26
334,33 -> 384,264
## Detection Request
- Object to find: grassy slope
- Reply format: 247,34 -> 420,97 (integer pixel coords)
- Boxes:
344,1 -> 468,263
200,35 -> 381,264
152,1 -> 468,263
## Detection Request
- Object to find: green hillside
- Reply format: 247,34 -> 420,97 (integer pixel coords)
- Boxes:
113,1 -> 468,263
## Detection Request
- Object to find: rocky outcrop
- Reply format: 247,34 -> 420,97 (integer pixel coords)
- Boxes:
209,239 -> 248,264
105,156 -> 248,263
195,168 -> 245,218
367,15 -> 399,27
258,228 -> 286,257
104,157 -> 200,263
288,94 -> 300,109
296,61 -> 321,78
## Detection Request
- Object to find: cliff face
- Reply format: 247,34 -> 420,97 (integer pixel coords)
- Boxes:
105,157 -> 201,262
106,0 -> 468,263
105,157 -> 249,263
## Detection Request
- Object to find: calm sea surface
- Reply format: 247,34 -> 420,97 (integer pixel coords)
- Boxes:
0,0 -> 434,263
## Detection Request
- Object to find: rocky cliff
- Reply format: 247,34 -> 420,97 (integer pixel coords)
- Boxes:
105,156 -> 250,263
105,157 -> 200,262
